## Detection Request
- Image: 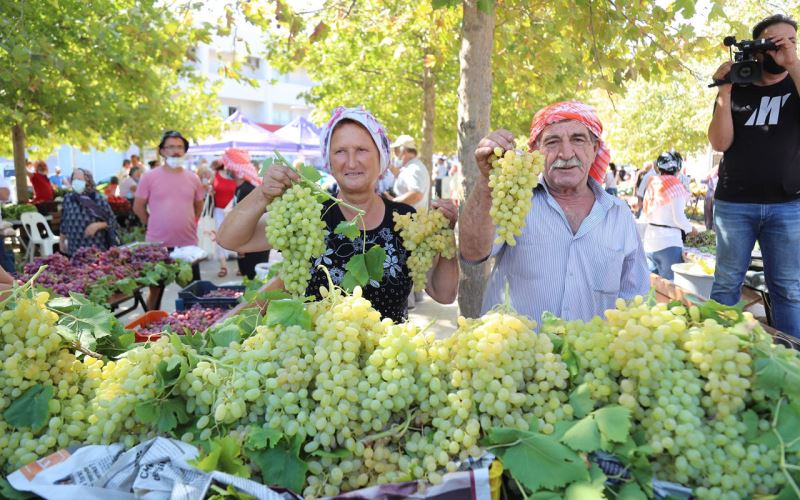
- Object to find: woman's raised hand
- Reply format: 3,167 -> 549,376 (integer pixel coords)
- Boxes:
260,164 -> 301,206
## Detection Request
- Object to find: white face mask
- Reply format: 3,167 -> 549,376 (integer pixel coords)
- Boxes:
165,156 -> 186,168
72,179 -> 86,194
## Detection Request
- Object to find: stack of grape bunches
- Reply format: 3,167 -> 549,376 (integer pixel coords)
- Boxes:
1,277 -> 799,498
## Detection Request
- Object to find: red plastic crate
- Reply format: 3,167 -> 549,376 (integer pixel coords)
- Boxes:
126,311 -> 169,343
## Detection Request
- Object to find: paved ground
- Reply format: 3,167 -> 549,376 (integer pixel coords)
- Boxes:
120,257 -> 460,338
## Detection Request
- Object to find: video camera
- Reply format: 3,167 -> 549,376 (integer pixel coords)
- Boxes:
709,36 -> 778,87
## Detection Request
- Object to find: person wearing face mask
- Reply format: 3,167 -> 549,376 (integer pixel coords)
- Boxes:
133,130 -> 206,252
708,14 -> 800,337
61,168 -> 120,255
460,100 -> 650,323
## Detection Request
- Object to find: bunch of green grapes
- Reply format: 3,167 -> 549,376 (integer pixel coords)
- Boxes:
393,209 -> 455,291
0,292 -> 104,471
567,297 -> 786,498
85,337 -> 184,447
683,319 -> 752,418
488,145 -> 545,246
266,183 -> 327,295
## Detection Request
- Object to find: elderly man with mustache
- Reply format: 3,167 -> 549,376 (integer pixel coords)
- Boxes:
460,101 -> 650,323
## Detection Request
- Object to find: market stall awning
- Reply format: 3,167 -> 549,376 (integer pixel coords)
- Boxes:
187,111 -> 295,156
273,116 -> 322,155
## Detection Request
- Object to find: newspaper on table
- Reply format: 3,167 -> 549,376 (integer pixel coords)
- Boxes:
6,437 -> 294,500
7,438 -> 494,500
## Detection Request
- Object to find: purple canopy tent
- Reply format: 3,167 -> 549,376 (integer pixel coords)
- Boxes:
273,116 -> 322,156
186,111 -> 295,156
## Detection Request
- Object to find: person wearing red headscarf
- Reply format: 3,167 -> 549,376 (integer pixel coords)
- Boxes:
459,100 -> 649,323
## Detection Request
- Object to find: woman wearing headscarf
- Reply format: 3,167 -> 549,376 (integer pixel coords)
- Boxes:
641,151 -> 697,280
218,106 -> 459,321
221,148 -> 269,279
60,168 -> 120,256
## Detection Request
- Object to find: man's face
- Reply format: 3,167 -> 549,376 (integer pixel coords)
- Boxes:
537,120 -> 598,192
161,137 -> 186,158
755,22 -> 798,65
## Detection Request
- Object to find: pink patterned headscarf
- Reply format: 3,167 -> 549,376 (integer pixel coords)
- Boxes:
527,100 -> 612,184
221,148 -> 262,186
320,106 -> 391,173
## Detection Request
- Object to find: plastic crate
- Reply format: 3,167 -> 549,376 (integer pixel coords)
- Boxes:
176,280 -> 245,311
125,311 -> 169,343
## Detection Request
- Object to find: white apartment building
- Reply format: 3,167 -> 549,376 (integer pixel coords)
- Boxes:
191,36 -> 316,129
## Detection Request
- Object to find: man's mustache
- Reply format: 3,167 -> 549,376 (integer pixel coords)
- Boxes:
550,157 -> 583,169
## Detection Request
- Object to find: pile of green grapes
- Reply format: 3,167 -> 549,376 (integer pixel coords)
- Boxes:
393,209 -> 456,291
488,145 -> 545,246
2,279 -> 800,499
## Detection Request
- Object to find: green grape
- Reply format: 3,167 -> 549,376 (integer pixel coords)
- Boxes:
266,183 -> 327,296
394,209 -> 455,291
488,145 -> 544,246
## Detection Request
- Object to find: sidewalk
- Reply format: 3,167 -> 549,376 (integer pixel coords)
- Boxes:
120,257 -> 460,338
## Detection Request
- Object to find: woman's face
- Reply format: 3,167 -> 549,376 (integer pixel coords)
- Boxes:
72,170 -> 86,182
329,122 -> 381,196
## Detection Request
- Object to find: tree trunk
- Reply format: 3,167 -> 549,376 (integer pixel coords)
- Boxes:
456,0 -> 495,317
12,124 -> 28,203
421,60 -> 435,202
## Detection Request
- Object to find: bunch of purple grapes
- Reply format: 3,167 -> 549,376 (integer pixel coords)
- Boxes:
130,245 -> 173,266
202,288 -> 243,299
137,305 -> 226,335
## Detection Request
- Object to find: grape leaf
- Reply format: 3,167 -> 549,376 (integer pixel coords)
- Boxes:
135,399 -> 189,433
210,324 -> 242,348
561,415 -> 601,452
754,354 -> 800,400
156,357 -> 185,388
190,436 -> 250,478
365,245 -> 386,283
618,482 -> 648,500
299,164 -> 321,182
569,384 -> 594,419
595,406 -> 631,444
340,271 -> 359,292
245,426 -> 283,451
246,433 -> 308,494
266,299 -> 311,330
344,254 -> 369,285
4,384 -> 53,432
334,220 -> 361,240
742,410 -> 759,442
483,428 -> 589,491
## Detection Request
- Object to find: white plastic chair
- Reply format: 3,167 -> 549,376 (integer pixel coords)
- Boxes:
20,211 -> 59,261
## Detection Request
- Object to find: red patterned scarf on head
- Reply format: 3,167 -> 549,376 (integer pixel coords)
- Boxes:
221,148 -> 262,186
643,175 -> 688,217
527,100 -> 611,183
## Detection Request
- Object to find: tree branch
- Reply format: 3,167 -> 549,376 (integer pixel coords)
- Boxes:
588,2 -> 617,109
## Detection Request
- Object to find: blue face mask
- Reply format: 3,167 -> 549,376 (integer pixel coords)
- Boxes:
72,179 -> 86,194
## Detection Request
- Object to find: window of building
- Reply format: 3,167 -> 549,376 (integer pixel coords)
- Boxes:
228,106 -> 239,116
246,56 -> 260,69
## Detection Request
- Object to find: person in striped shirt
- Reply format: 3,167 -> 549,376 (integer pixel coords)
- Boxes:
460,100 -> 650,324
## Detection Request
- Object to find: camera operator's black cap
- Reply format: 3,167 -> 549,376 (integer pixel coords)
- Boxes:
158,130 -> 190,152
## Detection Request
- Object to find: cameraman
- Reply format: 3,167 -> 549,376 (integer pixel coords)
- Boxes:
708,14 -> 800,337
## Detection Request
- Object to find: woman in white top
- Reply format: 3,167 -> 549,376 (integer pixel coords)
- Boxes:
641,152 -> 697,280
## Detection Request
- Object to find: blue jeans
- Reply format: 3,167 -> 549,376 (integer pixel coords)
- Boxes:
711,199 -> 800,337
646,246 -> 683,280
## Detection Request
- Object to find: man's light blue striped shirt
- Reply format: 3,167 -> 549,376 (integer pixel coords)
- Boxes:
477,178 -> 650,323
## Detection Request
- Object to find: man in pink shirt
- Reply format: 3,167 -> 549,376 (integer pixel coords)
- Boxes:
134,131 -> 205,302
